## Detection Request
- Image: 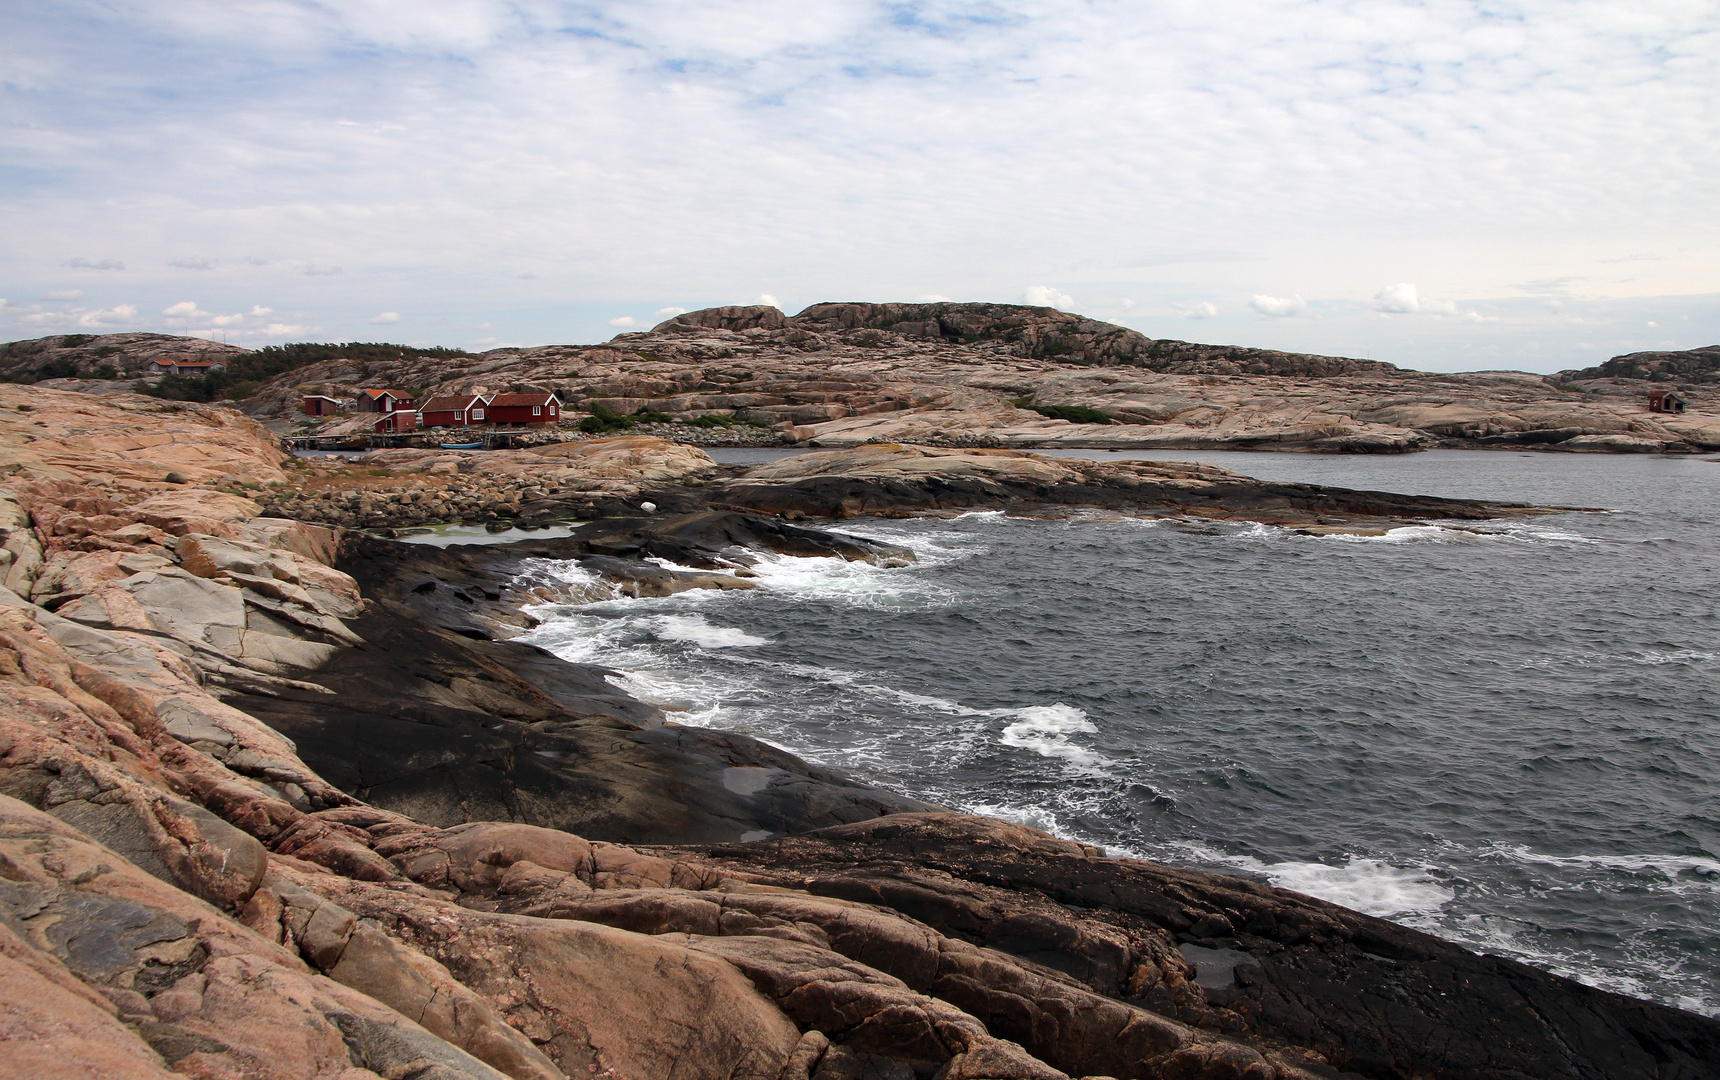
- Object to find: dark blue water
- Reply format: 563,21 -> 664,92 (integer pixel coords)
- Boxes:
521,450 -> 1720,1015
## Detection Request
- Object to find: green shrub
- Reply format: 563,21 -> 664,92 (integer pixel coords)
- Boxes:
60,334 -> 94,347
33,358 -> 79,380
686,414 -> 738,428
1030,404 -> 1112,424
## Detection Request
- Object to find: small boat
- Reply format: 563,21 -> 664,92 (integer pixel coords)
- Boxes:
438,441 -> 483,450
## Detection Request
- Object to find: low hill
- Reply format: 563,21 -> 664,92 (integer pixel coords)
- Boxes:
1557,344 -> 1720,384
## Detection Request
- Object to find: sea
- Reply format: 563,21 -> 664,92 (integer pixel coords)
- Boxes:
508,448 -> 1719,1017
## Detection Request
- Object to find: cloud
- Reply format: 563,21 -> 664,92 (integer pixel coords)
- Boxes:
169,256 -> 216,270
1178,302 -> 1219,319
79,304 -> 139,326
65,257 -> 124,271
655,306 -> 687,317
302,263 -> 343,276
914,294 -> 952,303
260,323 -> 306,337
5,1 -> 1719,367
608,316 -> 640,327
1251,294 -> 1307,318
1024,285 -> 1074,310
1374,283 -> 1420,314
757,294 -> 780,308
41,290 -> 84,302
162,300 -> 214,319
369,311 -> 402,324
1119,298 -> 1136,310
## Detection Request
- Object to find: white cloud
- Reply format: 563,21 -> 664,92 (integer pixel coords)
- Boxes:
1374,283 -> 1420,314
65,257 -> 124,271
370,311 -> 402,324
757,294 -> 780,308
914,294 -> 952,303
1119,298 -> 1136,310
1251,294 -> 1307,318
170,256 -> 216,270
302,263 -> 342,276
1024,285 -> 1074,310
1179,302 -> 1219,319
78,304 -> 140,326
260,323 -> 305,336
5,1 -> 1719,368
654,307 -> 687,317
41,290 -> 84,302
608,316 -> 640,327
1464,310 -> 1499,323
162,300 -> 214,319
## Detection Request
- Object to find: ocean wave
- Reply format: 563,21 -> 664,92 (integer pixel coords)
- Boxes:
997,704 -> 1102,766
1163,843 -> 1454,917
1483,844 -> 1720,884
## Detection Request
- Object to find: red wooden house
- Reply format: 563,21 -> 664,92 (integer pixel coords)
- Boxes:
357,389 -> 413,413
1648,389 -> 1687,414
487,392 -> 562,426
373,409 -> 417,433
302,395 -> 343,416
419,394 -> 489,428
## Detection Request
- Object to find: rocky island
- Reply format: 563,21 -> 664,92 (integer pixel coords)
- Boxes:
0,363 -> 1717,1079
5,304 -> 1718,455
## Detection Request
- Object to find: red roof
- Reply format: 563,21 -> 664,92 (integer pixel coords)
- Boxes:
419,394 -> 486,412
488,393 -> 559,408
360,388 -> 410,399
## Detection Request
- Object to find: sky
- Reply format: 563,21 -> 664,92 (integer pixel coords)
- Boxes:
2,1 -> 1716,373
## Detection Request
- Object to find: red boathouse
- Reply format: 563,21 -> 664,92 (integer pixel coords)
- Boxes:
374,409 -> 417,434
419,394 -> 489,428
357,388 -> 413,413
487,392 -> 562,426
302,395 -> 343,416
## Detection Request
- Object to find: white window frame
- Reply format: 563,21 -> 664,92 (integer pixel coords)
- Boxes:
532,405 -> 541,415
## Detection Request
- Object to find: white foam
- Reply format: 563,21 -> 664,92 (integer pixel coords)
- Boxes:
1166,843 -> 1453,917
651,614 -> 770,649
1489,845 -> 1720,884
998,704 -> 1102,766
1266,858 -> 1455,916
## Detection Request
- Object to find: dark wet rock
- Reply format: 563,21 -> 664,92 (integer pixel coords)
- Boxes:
228,516 -> 937,843
678,812 -> 1720,1080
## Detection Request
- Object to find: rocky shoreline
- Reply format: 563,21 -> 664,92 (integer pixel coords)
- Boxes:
1,383 -> 1717,1080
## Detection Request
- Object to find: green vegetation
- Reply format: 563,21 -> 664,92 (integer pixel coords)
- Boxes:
577,403 -> 673,434
59,334 -> 95,347
144,341 -> 476,403
32,358 -> 79,381
578,403 -> 767,434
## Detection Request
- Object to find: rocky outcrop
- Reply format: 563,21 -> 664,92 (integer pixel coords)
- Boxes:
0,384 -> 287,485
696,444 -> 1559,526
1558,344 -> 1720,384
0,332 -> 244,384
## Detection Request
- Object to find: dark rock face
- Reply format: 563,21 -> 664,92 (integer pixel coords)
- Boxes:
778,302 -> 1399,376
233,513 -> 935,844
678,813 -> 1720,1080
703,468 -> 1551,527
1558,344 -> 1720,385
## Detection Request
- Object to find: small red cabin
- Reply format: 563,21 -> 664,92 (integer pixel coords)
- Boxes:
1648,390 -> 1687,414
419,394 -> 488,428
357,389 -> 413,413
302,395 -> 343,416
374,409 -> 417,434
487,392 -> 562,426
